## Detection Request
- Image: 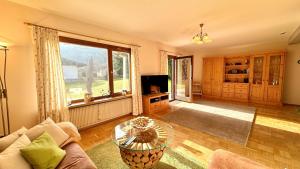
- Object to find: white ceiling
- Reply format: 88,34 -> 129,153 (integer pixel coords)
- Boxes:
8,0 -> 300,53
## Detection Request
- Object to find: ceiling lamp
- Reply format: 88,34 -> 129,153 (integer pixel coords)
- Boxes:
193,23 -> 212,44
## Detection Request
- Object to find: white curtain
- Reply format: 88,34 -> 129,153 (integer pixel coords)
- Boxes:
32,26 -> 70,122
160,50 -> 168,75
130,46 -> 143,115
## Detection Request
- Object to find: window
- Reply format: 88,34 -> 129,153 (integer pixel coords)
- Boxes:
112,51 -> 130,93
59,37 -> 131,103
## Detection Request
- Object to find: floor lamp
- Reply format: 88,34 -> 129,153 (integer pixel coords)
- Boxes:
0,45 -> 10,137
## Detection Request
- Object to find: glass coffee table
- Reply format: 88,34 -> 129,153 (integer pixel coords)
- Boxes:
112,117 -> 173,169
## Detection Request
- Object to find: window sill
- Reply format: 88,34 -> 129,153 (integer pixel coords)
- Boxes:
68,94 -> 132,109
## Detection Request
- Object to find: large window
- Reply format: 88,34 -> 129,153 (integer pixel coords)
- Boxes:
59,37 -> 131,103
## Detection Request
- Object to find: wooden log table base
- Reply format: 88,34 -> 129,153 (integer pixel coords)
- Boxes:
119,146 -> 166,169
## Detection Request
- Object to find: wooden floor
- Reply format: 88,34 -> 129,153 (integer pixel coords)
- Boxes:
79,98 -> 300,169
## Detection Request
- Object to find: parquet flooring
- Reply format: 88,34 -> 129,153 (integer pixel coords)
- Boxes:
79,98 -> 300,169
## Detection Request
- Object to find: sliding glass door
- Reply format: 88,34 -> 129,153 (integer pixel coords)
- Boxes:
175,56 -> 193,102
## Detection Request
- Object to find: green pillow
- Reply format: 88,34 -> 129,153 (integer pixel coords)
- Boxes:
20,132 -> 66,169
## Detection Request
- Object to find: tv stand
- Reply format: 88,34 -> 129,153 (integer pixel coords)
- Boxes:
142,93 -> 169,114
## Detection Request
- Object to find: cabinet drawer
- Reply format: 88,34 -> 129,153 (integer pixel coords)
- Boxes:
223,87 -> 234,93
234,93 -> 248,99
160,100 -> 169,109
150,102 -> 161,111
223,83 -> 235,88
235,88 -> 248,94
235,84 -> 249,90
223,92 -> 234,98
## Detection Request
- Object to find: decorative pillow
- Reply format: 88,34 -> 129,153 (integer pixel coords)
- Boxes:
0,134 -> 32,169
25,118 -> 69,146
21,132 -> 66,169
0,127 -> 27,152
57,122 -> 81,146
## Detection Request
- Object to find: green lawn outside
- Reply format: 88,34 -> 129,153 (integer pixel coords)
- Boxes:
65,79 -> 129,100
168,79 -> 171,93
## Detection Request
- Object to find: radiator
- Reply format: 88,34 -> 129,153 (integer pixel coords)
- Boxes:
69,98 -> 132,129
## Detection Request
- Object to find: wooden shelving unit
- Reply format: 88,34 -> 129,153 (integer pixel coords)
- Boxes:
202,51 -> 286,105
224,56 -> 250,83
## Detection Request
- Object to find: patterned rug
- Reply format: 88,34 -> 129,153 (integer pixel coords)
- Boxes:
163,100 -> 256,145
86,141 -> 207,169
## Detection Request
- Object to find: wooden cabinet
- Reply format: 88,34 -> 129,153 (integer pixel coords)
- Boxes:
234,83 -> 249,100
202,58 -> 213,96
202,57 -> 223,98
264,52 -> 285,105
249,54 -> 266,102
249,52 -> 285,105
201,51 -> 285,105
222,83 -> 234,98
222,83 -> 249,101
142,93 -> 169,114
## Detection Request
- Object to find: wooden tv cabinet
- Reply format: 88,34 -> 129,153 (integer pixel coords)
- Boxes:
142,93 -> 169,114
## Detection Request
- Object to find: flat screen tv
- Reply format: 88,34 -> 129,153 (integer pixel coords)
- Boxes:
141,75 -> 168,95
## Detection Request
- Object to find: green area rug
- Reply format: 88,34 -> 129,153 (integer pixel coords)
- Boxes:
86,141 -> 207,169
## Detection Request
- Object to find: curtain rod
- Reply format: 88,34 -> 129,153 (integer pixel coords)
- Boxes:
160,49 -> 182,55
24,22 -> 142,48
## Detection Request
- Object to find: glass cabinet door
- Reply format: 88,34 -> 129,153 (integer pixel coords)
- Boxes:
268,55 -> 281,85
253,56 -> 264,85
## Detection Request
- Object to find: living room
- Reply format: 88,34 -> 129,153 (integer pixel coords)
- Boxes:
0,0 -> 300,169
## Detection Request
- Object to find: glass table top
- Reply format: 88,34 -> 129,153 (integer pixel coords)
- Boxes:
112,117 -> 173,151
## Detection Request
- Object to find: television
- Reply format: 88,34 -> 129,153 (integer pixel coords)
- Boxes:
141,75 -> 168,95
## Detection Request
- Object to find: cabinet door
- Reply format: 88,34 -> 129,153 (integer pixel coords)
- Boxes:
265,54 -> 283,86
211,57 -> 223,97
265,86 -> 281,103
250,85 -> 264,101
202,58 -> 212,83
212,57 -> 223,82
264,53 -> 285,103
250,55 -> 266,101
202,58 -> 213,96
212,83 -> 222,97
202,82 -> 212,96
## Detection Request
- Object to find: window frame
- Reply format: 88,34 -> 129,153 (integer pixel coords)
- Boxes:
59,36 -> 132,104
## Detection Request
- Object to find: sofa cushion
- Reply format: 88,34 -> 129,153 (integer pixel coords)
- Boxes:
21,132 -> 66,169
0,134 -> 32,169
0,127 -> 27,152
25,118 -> 69,146
56,142 -> 97,169
57,122 -> 81,147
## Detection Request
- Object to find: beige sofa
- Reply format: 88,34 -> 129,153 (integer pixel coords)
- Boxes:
0,120 -> 96,169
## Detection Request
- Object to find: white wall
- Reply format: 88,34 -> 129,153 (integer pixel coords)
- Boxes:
0,0 -> 179,132
284,43 -> 300,105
